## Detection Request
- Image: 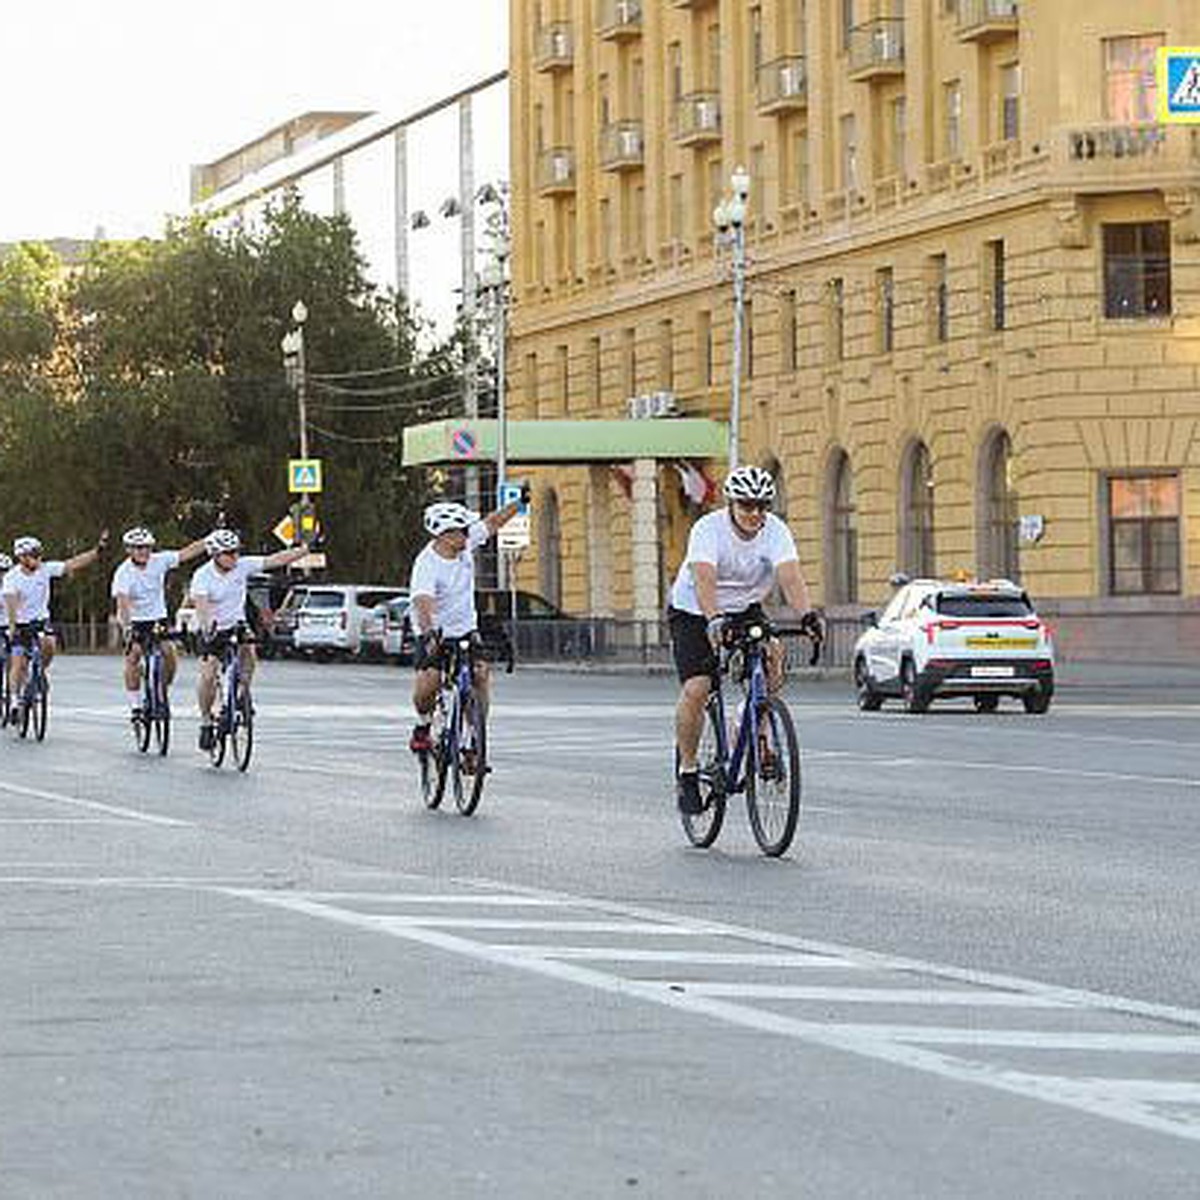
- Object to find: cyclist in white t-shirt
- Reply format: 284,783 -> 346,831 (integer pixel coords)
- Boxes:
407,492 -> 526,753
2,532 -> 108,721
111,526 -> 208,724
667,466 -> 819,815
189,528 -> 309,751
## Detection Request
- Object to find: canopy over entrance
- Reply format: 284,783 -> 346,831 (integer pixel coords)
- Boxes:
402,418 -> 727,466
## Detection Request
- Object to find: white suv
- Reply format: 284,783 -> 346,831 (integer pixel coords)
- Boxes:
852,578 -> 1054,714
293,585 -> 408,658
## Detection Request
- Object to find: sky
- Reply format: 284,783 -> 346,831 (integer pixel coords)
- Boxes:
0,0 -> 509,332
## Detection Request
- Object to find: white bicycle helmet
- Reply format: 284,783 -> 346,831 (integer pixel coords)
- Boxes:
13,536 -> 43,558
205,528 -> 241,556
424,502 -> 479,537
723,465 -> 776,504
0,553 -> 11,571
122,526 -> 156,549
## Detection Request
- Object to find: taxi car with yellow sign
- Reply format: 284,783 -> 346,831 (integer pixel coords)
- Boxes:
852,577 -> 1054,714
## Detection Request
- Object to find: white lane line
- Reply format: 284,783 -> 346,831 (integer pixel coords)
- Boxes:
0,781 -> 192,828
490,946 -> 864,967
224,889 -> 1200,1144
836,1026 -> 1200,1053
373,917 -> 709,934
1066,1079 -> 1200,1103
298,892 -> 570,905
655,984 -> 1070,1007
0,818 -> 133,826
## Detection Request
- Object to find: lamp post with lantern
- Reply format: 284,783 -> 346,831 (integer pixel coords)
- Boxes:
712,165 -> 751,471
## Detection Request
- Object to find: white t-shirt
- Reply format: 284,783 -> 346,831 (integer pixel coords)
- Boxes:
188,555 -> 266,632
669,510 -> 798,616
408,522 -> 490,638
2,561 -> 67,624
110,551 -> 181,623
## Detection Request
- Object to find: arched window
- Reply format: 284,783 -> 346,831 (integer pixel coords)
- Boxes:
538,487 -> 563,607
825,449 -> 858,603
899,439 -> 935,578
978,428 -> 1018,581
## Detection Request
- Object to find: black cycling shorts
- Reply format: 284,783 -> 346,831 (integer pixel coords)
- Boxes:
668,603 -> 767,684
200,623 -> 251,660
415,630 -> 480,672
11,620 -> 51,655
126,621 -> 168,650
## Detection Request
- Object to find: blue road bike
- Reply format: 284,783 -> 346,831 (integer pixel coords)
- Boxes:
209,627 -> 254,772
680,616 -> 822,858
130,625 -> 176,757
11,626 -> 50,742
0,630 -> 10,729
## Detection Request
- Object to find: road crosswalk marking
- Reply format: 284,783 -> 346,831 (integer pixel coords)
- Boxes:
223,880 -> 1200,1145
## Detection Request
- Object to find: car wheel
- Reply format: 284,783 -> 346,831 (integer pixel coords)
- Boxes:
1022,687 -> 1052,715
973,695 -> 1000,713
854,657 -> 884,712
901,658 -> 931,715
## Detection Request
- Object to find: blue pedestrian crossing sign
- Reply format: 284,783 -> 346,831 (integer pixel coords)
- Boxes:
288,458 -> 323,494
1158,48 -> 1200,123
498,481 -> 529,516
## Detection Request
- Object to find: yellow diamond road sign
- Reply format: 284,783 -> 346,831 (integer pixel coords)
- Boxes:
288,458 -> 323,494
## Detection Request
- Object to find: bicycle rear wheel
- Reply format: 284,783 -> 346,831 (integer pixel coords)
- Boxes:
680,700 -> 727,849
134,668 -> 153,753
231,689 -> 254,772
209,708 -> 228,768
31,674 -> 48,742
426,693 -> 452,809
745,697 -> 801,857
0,656 -> 10,728
454,692 -> 488,816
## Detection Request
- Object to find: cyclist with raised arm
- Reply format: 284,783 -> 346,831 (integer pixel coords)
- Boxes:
668,466 -> 819,815
407,493 -> 526,754
3,533 -> 108,722
111,527 -> 207,726
190,529 -> 309,751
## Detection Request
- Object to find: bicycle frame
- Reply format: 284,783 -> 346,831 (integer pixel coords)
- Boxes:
441,638 -> 476,759
707,633 -> 770,797
216,640 -> 244,735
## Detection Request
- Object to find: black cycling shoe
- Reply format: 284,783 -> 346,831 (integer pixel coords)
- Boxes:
198,723 -> 215,751
676,770 -> 704,815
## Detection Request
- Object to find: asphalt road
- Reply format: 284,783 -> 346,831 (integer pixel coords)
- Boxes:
1,655 -> 1198,1198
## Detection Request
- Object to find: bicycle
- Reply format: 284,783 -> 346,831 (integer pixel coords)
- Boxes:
129,625 -> 177,756
208,627 -> 254,772
11,625 -> 50,743
418,630 -> 512,816
679,614 -> 823,858
0,630 -> 10,729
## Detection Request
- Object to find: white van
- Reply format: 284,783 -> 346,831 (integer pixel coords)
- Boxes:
293,584 -> 409,657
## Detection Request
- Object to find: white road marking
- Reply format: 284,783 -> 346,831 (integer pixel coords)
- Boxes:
654,983 -> 1070,1007
370,916 -> 711,934
0,781 -> 192,828
225,886 -> 1200,1144
0,818 -> 133,826
297,891 -> 570,905
491,947 -> 863,967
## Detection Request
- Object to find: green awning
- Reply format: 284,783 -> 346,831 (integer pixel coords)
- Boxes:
402,418 -> 728,467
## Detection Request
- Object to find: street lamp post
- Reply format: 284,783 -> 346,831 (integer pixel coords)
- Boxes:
281,299 -> 310,556
713,165 -> 751,471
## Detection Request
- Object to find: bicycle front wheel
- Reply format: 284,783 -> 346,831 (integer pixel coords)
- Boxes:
745,697 -> 801,857
454,692 -> 488,816
135,670 -> 153,753
231,690 -> 254,772
680,700 -> 727,849
425,698 -> 451,810
209,710 -> 228,768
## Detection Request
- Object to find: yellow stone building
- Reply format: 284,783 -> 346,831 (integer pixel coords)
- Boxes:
507,0 -> 1200,654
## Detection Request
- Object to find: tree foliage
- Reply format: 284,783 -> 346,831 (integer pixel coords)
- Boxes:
0,193 -> 458,620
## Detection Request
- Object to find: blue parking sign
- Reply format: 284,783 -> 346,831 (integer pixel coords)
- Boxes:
1158,48 -> 1200,123
498,481 -> 529,516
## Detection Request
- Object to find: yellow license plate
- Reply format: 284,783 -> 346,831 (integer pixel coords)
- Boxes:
965,636 -> 1037,650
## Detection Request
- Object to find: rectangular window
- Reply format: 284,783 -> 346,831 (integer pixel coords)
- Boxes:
697,310 -> 714,387
1108,475 -> 1181,594
944,81 -> 963,160
658,319 -> 674,391
525,351 -> 539,409
668,42 -> 683,102
668,173 -> 684,245
793,0 -> 808,54
535,220 -> 547,287
793,130 -> 810,206
828,278 -> 845,362
1104,34 -> 1163,124
598,74 -> 611,127
589,336 -> 602,405
707,22 -> 721,90
891,97 -> 907,177
622,327 -> 637,397
1000,63 -> 1020,141
750,144 -> 766,221
780,289 -> 798,372
634,182 -> 647,259
928,253 -> 949,342
556,344 -> 569,407
841,0 -> 855,51
1103,222 -> 1172,319
876,267 -> 895,354
750,6 -> 763,75
599,198 -> 613,269
983,240 -> 1006,331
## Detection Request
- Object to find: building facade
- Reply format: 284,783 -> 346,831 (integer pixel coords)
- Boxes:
507,0 -> 1200,653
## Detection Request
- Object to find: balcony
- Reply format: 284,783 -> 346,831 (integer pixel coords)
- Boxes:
599,120 -> 645,171
848,18 -> 905,81
537,147 -> 576,195
957,0 -> 1018,43
674,91 -> 722,147
596,0 -> 642,41
534,22 -> 574,72
1055,124 -> 1200,189
757,56 -> 808,114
